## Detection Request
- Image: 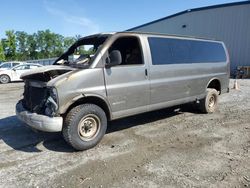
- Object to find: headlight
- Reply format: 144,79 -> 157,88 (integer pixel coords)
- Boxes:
45,87 -> 58,116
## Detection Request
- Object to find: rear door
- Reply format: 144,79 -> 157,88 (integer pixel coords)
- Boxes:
104,36 -> 150,119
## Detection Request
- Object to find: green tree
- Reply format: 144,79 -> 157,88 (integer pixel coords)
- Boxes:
0,40 -> 5,61
0,29 -> 80,60
51,33 -> 64,57
63,37 -> 76,51
36,30 -> 46,59
27,33 -> 38,60
36,29 -> 64,58
16,31 -> 29,60
5,30 -> 17,60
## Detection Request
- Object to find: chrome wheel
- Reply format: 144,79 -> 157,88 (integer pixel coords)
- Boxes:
78,114 -> 101,141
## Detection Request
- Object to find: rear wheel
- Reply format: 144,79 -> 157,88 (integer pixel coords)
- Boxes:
62,104 -> 107,151
0,75 -> 10,84
199,88 -> 219,113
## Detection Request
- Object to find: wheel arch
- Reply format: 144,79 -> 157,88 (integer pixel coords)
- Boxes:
206,78 -> 221,94
63,95 -> 112,121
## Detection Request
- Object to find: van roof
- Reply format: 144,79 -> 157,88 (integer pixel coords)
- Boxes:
85,31 -> 220,42
116,31 -> 220,41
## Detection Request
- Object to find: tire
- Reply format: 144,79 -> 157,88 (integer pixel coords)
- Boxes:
62,104 -> 107,151
199,88 -> 219,113
0,75 -> 10,84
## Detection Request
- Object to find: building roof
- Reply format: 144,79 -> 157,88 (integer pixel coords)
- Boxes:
128,1 -> 250,31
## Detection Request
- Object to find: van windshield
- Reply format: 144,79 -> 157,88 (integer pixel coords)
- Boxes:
54,34 -> 110,68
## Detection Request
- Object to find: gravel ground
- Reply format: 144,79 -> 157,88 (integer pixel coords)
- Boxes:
0,80 -> 249,188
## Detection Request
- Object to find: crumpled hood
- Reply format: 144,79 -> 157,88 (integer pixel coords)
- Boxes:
21,65 -> 75,78
21,65 -> 76,82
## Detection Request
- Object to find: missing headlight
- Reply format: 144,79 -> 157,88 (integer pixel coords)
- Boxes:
50,87 -> 58,104
45,88 -> 58,116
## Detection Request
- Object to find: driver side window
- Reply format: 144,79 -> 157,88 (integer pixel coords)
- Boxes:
109,37 -> 143,65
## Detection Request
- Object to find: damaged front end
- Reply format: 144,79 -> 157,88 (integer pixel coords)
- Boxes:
16,65 -> 75,132
20,65 -> 75,117
22,82 -> 58,117
16,33 -> 110,132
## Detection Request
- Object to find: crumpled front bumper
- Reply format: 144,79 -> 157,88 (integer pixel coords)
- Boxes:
16,101 -> 63,132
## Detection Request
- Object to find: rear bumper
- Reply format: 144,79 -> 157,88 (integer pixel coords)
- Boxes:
16,101 -> 63,132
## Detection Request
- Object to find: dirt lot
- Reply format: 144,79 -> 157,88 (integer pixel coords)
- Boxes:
0,80 -> 250,188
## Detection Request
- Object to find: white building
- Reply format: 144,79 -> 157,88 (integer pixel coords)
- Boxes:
129,1 -> 250,75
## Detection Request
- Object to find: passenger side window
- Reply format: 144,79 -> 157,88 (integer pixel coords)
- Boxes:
148,37 -> 226,65
109,37 -> 143,65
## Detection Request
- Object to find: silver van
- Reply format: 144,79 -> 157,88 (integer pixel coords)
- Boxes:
16,32 -> 230,150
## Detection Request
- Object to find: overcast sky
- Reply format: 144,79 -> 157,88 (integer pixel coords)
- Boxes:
0,0 -> 243,38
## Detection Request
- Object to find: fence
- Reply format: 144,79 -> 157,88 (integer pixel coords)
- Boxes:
26,58 -> 57,65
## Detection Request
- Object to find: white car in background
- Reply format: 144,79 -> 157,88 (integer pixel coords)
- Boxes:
0,63 -> 43,84
0,61 -> 26,71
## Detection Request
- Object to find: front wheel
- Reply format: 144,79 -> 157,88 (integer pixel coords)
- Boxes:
0,75 -> 10,84
62,104 -> 107,151
199,88 -> 219,113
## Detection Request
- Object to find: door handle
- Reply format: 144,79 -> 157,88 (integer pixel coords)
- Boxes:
145,69 -> 148,76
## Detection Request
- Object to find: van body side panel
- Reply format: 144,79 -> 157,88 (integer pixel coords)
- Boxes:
148,63 -> 228,106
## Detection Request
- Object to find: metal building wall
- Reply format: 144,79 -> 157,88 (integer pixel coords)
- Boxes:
130,4 -> 250,74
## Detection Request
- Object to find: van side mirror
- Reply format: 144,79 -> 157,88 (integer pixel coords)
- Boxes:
105,50 -> 122,68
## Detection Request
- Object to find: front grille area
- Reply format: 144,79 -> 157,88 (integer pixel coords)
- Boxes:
22,81 -> 48,114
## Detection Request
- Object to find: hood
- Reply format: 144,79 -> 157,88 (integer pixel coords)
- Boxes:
21,65 -> 76,82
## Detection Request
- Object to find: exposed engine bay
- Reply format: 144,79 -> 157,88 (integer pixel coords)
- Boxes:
20,66 -> 72,119
20,66 -> 75,116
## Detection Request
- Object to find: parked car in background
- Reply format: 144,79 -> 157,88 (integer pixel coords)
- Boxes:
0,61 -> 26,71
0,63 -> 43,84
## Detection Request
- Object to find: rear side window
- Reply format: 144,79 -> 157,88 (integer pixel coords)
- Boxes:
148,37 -> 227,65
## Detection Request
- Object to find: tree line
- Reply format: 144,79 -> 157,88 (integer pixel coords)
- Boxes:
0,30 -> 79,62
